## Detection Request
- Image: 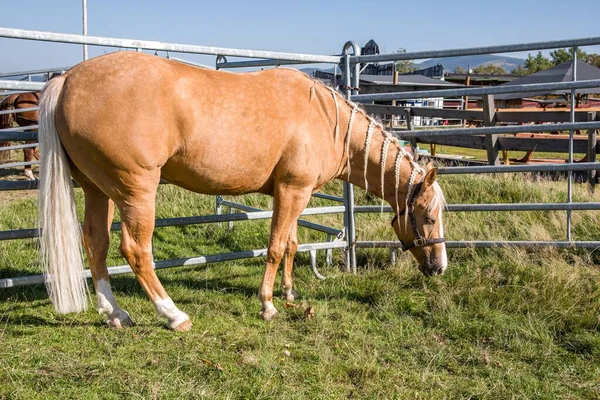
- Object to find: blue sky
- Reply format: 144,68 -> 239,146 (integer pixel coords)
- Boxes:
1,0 -> 599,73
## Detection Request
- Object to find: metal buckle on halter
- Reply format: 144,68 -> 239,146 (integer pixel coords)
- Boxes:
414,237 -> 427,247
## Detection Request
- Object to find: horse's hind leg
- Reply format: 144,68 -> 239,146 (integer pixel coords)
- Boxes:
115,184 -> 191,331
23,145 -> 35,180
79,179 -> 133,328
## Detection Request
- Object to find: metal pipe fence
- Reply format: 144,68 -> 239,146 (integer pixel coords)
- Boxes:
0,27 -> 599,291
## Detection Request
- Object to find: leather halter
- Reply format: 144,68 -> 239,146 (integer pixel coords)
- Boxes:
391,181 -> 446,251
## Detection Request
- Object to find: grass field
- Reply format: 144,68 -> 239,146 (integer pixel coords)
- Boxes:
1,171 -> 600,399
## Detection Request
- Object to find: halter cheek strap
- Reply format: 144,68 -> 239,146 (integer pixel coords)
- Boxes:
391,182 -> 446,252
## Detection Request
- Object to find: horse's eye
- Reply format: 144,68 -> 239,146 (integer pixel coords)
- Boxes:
426,217 -> 436,224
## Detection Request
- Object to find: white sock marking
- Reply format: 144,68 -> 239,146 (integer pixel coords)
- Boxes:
154,297 -> 190,328
96,279 -> 118,316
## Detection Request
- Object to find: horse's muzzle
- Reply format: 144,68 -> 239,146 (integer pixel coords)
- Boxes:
419,261 -> 446,277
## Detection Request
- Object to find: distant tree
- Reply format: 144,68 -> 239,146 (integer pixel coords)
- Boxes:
550,48 -> 588,65
472,64 -> 507,75
511,64 -> 528,76
453,66 -> 466,74
524,52 -> 552,74
588,54 -> 600,68
395,48 -> 417,74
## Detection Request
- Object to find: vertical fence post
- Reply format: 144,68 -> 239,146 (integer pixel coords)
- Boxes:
82,0 -> 88,61
341,41 -> 361,274
567,47 -> 578,241
326,234 -> 333,266
588,113 -> 598,191
405,107 -> 418,160
216,195 -> 223,227
483,94 -> 499,165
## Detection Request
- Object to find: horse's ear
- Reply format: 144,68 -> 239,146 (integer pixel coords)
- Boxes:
425,161 -> 435,172
423,166 -> 437,188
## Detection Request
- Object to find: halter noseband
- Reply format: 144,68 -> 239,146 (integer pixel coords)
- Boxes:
391,181 -> 446,252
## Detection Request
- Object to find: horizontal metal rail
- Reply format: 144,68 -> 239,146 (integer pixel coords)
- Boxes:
4,201 -> 597,242
0,241 -> 348,289
393,121 -> 600,138
0,107 -> 38,116
220,200 -> 343,237
356,241 -> 600,249
355,203 -> 600,213
0,206 -> 347,241
0,80 -> 44,91
0,66 -> 70,79
438,162 -> 600,175
350,79 -> 600,103
0,125 -> 38,132
0,142 -> 38,151
0,180 -> 38,191
351,36 -> 600,63
3,236 -> 598,289
0,160 -> 38,169
167,56 -> 215,69
217,58 -> 316,69
0,27 -> 340,63
0,132 -> 38,142
312,192 -> 344,202
0,90 -> 37,96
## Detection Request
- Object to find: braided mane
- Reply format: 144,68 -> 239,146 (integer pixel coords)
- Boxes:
329,87 -> 425,221
281,68 -> 428,221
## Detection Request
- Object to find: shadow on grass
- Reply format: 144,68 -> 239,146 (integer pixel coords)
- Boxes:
158,272 -> 259,300
0,266 -> 43,280
0,284 -> 48,303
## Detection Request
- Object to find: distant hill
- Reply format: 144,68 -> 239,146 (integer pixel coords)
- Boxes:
300,54 -> 525,76
416,55 -> 525,73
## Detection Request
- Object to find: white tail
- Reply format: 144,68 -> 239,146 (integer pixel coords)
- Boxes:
38,76 -> 88,314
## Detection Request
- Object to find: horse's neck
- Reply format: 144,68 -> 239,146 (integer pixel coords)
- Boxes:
340,107 -> 420,207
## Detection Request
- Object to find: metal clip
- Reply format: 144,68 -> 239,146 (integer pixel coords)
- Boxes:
414,238 -> 427,247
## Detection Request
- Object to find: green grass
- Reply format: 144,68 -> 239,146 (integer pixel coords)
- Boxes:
1,174 -> 600,399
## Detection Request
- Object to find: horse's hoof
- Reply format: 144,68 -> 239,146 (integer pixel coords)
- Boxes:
106,310 -> 134,328
170,319 -> 193,332
106,316 -> 134,328
259,308 -> 278,321
281,289 -> 299,302
24,170 -> 35,180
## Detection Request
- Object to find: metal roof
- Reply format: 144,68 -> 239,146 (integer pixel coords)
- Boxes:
359,74 -> 462,86
495,60 -> 600,100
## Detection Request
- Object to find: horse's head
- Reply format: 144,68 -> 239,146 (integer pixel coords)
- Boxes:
391,164 -> 447,276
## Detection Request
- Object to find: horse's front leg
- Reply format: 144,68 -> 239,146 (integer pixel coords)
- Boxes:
282,220 -> 299,302
259,186 -> 312,320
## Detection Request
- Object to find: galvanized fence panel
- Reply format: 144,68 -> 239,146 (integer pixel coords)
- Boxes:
1,28 -> 599,291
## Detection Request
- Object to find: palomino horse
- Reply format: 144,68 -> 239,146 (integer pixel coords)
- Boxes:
0,92 -> 40,179
38,52 -> 447,331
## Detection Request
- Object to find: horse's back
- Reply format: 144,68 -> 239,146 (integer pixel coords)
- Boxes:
55,52 -> 336,197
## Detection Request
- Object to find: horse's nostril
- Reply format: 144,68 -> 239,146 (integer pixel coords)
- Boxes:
435,266 -> 445,275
